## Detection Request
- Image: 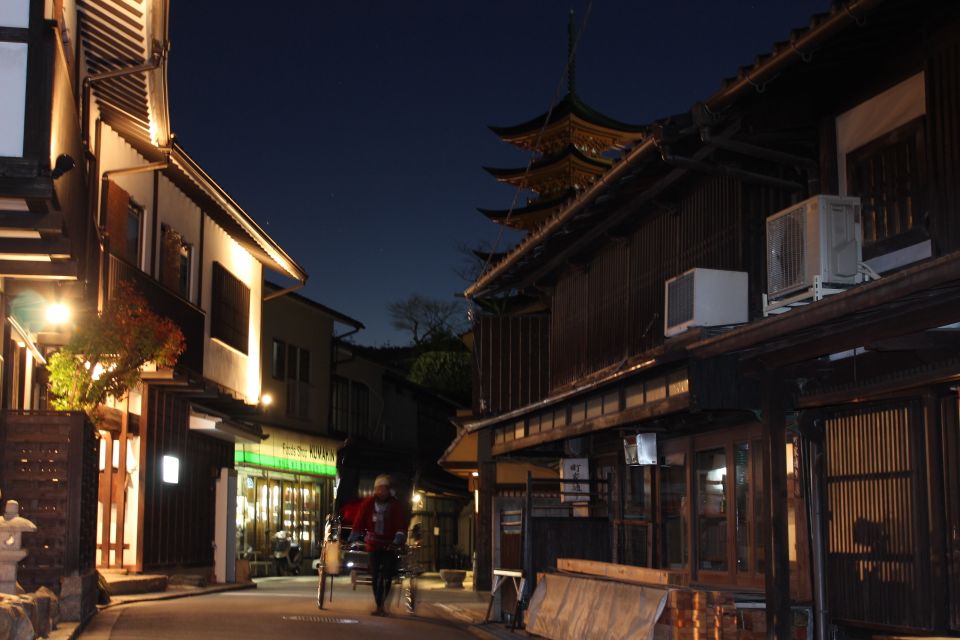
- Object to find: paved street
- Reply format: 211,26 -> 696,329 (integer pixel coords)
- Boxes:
78,575 -> 482,640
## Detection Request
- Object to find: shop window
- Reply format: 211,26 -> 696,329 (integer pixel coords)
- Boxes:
210,262 -> 249,353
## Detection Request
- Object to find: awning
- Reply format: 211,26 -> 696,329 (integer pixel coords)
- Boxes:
188,407 -> 262,444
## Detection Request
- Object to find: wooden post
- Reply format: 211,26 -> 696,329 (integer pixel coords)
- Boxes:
921,393 -> 947,630
115,407 -> 129,568
762,372 -> 790,640
134,384 -> 149,572
475,428 -> 494,591
98,434 -> 113,567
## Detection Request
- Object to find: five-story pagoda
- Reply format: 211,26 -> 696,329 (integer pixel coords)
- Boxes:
480,12 -> 647,233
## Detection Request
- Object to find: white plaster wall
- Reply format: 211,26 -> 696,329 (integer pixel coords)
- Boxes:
156,177 -> 201,303
835,73 -> 926,195
201,215 -> 262,403
98,125 -> 156,271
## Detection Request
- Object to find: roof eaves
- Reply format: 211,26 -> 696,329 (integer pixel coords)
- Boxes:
170,143 -> 307,283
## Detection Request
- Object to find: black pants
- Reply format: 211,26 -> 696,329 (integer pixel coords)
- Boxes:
369,549 -> 398,609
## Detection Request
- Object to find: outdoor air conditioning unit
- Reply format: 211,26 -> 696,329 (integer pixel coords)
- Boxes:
664,268 -> 748,337
765,195 -> 862,301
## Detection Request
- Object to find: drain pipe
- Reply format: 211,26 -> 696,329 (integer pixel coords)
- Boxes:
803,415 -> 830,640
81,51 -> 166,153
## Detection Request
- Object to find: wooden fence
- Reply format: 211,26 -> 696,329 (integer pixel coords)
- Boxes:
0,411 -> 99,592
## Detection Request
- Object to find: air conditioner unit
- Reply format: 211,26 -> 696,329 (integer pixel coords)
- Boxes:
664,268 -> 748,337
766,195 -> 862,301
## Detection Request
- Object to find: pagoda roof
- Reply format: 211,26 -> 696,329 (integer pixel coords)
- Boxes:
477,189 -> 576,231
490,93 -> 646,143
483,145 -> 610,184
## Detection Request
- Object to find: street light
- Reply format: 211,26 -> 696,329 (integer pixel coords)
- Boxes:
45,301 -> 70,325
260,393 -> 273,408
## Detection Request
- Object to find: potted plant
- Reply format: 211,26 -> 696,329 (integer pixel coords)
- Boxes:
438,547 -> 469,588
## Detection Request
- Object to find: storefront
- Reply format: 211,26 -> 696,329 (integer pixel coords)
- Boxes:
234,427 -> 340,560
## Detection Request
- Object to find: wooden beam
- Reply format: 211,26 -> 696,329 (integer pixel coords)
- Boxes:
0,260 -> 77,279
0,211 -> 63,231
0,236 -> 71,255
557,558 -> 688,586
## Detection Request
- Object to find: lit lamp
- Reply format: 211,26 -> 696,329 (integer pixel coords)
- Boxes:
162,455 -> 180,484
260,393 -> 273,408
45,301 -> 70,326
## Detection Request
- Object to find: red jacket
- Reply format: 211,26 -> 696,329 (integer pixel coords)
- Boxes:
352,495 -> 408,552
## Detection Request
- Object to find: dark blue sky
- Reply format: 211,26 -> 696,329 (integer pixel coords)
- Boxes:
167,1 -> 828,346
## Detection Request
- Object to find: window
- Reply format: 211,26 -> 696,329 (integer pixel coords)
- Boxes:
159,224 -> 191,299
0,1 -> 29,157
125,203 -> 142,266
847,117 -> 927,258
284,344 -> 310,420
351,383 -> 370,434
210,262 -> 249,353
331,376 -> 349,432
659,427 -> 774,588
271,340 -> 286,379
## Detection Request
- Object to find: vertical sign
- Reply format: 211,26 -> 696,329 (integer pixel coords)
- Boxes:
561,458 -> 589,503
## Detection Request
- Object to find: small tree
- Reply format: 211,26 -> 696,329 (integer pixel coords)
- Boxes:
408,350 -> 471,406
47,281 -> 185,423
388,294 -> 465,347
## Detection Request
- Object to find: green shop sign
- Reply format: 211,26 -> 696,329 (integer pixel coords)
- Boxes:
234,450 -> 336,477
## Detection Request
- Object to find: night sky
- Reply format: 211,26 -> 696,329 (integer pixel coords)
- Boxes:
167,1 -> 828,346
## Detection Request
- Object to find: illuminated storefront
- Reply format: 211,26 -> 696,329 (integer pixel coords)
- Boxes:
234,426 -> 340,560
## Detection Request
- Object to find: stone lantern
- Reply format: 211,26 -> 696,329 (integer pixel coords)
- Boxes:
0,499 -> 38,594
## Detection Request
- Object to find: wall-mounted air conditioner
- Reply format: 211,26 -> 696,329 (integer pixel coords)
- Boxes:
664,268 -> 748,337
765,195 -> 862,302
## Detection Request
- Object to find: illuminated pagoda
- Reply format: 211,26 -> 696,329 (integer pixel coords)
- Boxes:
480,12 -> 646,232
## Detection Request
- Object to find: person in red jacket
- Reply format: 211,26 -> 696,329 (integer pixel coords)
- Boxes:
348,474 -> 409,616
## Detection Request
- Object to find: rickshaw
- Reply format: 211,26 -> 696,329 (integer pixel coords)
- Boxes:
316,519 -> 420,613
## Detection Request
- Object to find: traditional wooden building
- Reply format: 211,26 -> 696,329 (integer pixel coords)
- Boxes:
453,1 -> 960,637
1,0 -> 308,591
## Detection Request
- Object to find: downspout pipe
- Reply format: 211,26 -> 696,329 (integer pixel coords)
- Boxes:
81,52 -> 166,153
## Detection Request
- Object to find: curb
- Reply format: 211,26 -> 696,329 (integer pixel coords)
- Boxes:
99,580 -> 257,609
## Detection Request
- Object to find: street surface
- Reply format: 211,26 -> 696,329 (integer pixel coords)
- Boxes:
79,575 -> 479,640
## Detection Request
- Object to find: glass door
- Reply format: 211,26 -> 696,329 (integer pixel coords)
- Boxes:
660,445 -> 688,570
696,447 -> 729,575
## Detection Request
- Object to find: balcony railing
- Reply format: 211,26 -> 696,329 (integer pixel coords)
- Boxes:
106,254 -> 205,374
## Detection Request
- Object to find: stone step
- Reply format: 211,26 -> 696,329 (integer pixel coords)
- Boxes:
100,573 -> 168,596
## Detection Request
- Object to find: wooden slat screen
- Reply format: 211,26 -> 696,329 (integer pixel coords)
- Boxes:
824,401 -> 931,630
474,314 -> 549,416
210,261 -> 250,354
551,176 -> 745,389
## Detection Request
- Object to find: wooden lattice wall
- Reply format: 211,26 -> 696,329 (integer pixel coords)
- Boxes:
0,411 -> 99,593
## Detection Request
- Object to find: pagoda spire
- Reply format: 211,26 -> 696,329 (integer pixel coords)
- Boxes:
567,9 -> 577,97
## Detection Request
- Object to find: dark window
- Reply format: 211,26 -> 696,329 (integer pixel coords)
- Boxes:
332,376 -> 349,431
271,339 -> 285,379
159,224 -> 191,299
210,262 -> 249,353
125,202 -> 142,266
284,345 -> 311,420
351,383 -> 370,434
847,116 -> 927,258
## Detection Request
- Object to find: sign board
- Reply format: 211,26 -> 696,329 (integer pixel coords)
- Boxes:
624,433 -> 658,466
560,458 -> 589,503
235,426 -> 340,477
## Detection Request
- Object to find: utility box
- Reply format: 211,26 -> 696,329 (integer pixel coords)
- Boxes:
664,268 -> 748,337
